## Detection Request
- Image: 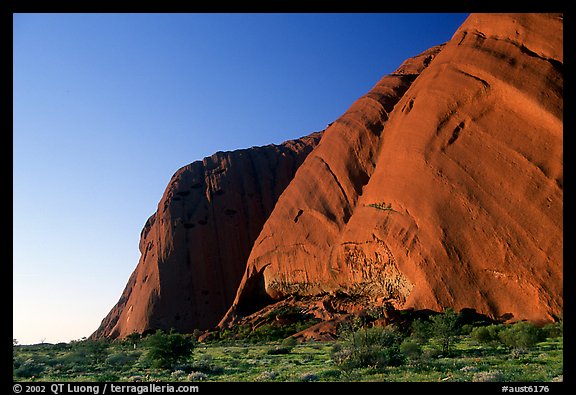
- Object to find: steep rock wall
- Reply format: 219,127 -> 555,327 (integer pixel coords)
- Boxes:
223,13 -> 563,325
92,133 -> 322,338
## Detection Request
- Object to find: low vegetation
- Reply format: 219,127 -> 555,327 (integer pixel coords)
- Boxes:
13,310 -> 562,382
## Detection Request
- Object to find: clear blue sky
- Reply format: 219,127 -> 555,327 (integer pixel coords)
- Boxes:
13,13 -> 469,344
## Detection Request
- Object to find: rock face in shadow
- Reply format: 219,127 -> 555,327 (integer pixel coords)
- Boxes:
92,133 -> 322,339
221,13 -> 563,326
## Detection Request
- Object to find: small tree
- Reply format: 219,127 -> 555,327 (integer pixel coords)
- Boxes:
410,318 -> 433,344
145,329 -> 195,369
124,332 -> 142,349
429,308 -> 460,355
79,339 -> 110,365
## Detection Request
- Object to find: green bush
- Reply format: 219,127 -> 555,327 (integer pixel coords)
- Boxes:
14,359 -> 45,378
189,354 -> 224,375
409,309 -> 460,355
542,322 -> 563,339
335,326 -> 405,370
70,339 -> 110,365
105,351 -> 140,369
95,373 -> 120,382
400,338 -> 423,360
498,321 -> 544,350
282,336 -> 298,348
267,346 -> 292,355
470,324 -> 503,345
144,330 -> 195,369
55,351 -> 88,368
123,332 -> 142,348
410,318 -> 432,343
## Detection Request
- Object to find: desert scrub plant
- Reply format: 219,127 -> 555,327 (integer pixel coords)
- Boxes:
187,371 -> 208,381
365,202 -> 398,212
144,329 -> 195,369
542,322 -> 563,339
470,324 -> 505,346
408,309 -> 461,355
334,325 -> 405,371
498,321 -> 544,351
471,370 -> 505,382
189,354 -> 225,375
299,372 -> 320,382
105,350 -> 141,370
267,336 -> 298,355
255,370 -> 278,382
14,358 -> 45,379
70,339 -> 110,365
400,338 -> 423,361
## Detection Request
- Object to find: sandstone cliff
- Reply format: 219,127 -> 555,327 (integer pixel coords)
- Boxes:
222,13 -> 563,326
92,133 -> 322,338
94,13 -> 563,339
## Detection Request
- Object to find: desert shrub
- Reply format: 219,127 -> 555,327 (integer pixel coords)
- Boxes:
14,359 -> 45,378
144,330 -> 195,369
95,373 -> 120,382
400,338 -> 423,360
498,321 -> 544,350
410,318 -> 433,343
53,342 -> 71,351
335,326 -> 405,370
470,324 -> 504,345
72,339 -> 110,365
422,347 -> 443,360
299,372 -> 319,382
460,324 -> 474,335
123,332 -> 142,349
282,336 -> 298,348
170,370 -> 187,379
267,346 -> 292,355
105,351 -> 140,369
255,370 -> 278,381
408,309 -> 460,355
248,324 -> 287,342
189,354 -> 224,374
542,322 -> 563,339
472,370 -> 505,382
191,329 -> 203,340
187,371 -> 208,381
267,337 -> 297,355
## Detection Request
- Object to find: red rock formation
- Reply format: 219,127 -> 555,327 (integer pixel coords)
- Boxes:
94,13 -> 563,339
92,133 -> 322,339
222,13 -> 563,326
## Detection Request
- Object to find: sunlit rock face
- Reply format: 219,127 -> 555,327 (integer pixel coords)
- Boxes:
223,13 -> 562,326
94,13 -> 562,339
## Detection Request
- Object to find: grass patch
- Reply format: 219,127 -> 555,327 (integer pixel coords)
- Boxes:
14,321 -> 562,382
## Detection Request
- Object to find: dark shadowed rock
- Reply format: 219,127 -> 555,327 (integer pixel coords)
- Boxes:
92,133 -> 322,339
